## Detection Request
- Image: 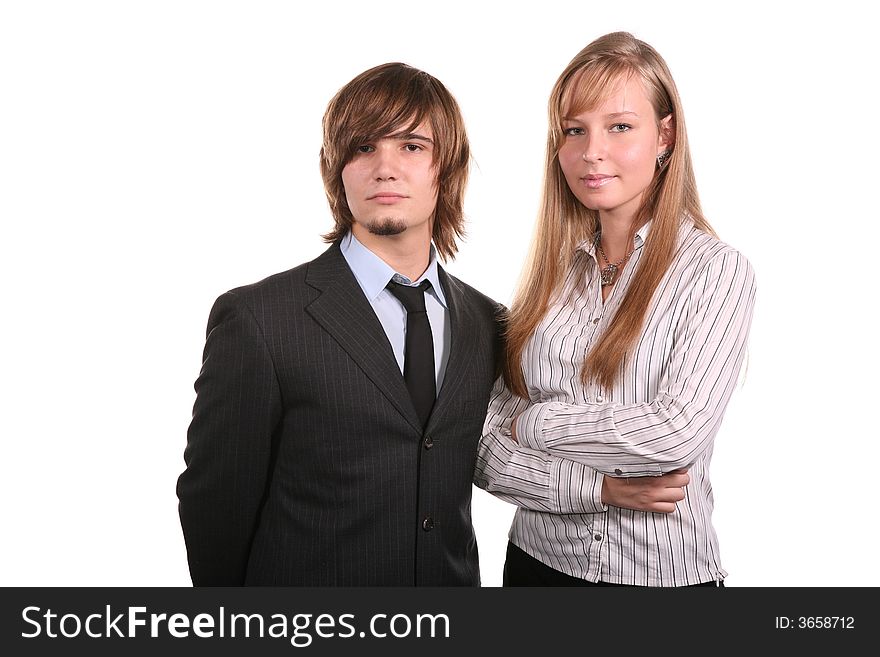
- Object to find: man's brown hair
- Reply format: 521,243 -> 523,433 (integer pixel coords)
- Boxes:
320,63 -> 470,260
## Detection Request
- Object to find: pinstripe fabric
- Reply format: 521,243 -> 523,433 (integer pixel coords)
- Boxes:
177,243 -> 503,586
474,221 -> 756,586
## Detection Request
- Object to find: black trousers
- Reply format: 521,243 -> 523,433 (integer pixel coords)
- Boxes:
503,542 -> 724,587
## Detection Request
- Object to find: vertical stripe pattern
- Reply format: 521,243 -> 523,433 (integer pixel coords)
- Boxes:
474,221 -> 756,586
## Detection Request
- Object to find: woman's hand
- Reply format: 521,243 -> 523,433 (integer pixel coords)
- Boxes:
601,469 -> 690,513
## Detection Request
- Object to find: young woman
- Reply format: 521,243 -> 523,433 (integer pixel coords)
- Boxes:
475,32 -> 756,586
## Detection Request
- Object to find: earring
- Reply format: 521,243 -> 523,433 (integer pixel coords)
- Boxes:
657,150 -> 671,169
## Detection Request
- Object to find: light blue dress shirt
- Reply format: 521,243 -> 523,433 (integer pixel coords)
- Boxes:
340,231 -> 451,390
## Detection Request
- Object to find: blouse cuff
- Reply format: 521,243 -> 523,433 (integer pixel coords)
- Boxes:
551,458 -> 607,514
515,401 -> 562,451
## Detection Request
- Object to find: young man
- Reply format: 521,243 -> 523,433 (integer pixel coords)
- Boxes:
176,63 -> 503,586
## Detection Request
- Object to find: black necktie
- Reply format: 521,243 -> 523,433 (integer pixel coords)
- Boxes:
386,279 -> 436,429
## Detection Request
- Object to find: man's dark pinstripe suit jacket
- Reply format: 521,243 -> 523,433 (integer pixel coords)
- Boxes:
177,242 -> 504,586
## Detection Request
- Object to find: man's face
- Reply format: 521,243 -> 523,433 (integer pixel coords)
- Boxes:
341,122 -> 438,239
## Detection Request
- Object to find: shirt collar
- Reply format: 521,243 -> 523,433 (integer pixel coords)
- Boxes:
340,231 -> 448,308
577,220 -> 653,256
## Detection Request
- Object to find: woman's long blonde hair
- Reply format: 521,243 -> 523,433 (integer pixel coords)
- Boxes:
504,32 -> 715,397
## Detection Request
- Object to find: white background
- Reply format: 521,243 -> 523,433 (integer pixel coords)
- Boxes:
2,0 -> 877,587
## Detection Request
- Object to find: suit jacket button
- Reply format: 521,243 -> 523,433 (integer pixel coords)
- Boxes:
423,435 -> 434,450
422,517 -> 434,531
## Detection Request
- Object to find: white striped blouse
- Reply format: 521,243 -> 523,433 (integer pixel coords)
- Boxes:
474,220 -> 756,586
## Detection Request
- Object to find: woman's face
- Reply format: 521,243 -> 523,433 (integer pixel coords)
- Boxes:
557,75 -> 671,224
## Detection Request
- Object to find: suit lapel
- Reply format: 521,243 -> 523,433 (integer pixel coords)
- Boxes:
305,244 -> 423,432
428,268 -> 478,429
